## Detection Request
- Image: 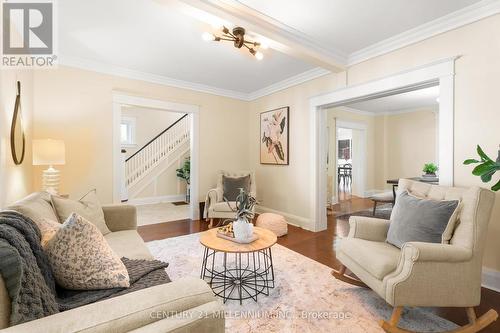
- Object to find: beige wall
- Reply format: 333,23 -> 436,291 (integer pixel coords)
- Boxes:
122,107 -> 183,159
247,73 -> 345,222
0,69 -> 34,208
32,66 -> 249,203
374,108 -> 437,190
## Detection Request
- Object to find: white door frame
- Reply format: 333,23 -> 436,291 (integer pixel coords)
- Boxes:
112,93 -> 200,220
310,57 -> 457,232
334,120 -> 367,203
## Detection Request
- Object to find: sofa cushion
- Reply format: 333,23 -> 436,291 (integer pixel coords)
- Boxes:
387,191 -> 459,248
37,218 -> 61,248
45,213 -> 130,290
339,238 -> 400,280
105,230 -> 153,260
51,190 -> 111,235
7,192 -> 58,227
222,175 -> 250,201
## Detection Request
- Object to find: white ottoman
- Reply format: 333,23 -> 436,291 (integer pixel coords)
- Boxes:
256,213 -> 288,237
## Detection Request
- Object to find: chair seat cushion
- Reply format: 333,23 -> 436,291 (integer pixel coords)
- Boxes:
371,191 -> 394,202
211,202 -> 237,212
338,238 -> 400,280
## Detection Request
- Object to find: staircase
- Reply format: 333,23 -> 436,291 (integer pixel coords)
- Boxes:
124,114 -> 190,198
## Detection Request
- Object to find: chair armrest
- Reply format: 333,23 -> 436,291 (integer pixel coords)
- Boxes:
348,216 -> 391,242
0,278 -> 217,333
102,204 -> 137,231
401,242 -> 472,263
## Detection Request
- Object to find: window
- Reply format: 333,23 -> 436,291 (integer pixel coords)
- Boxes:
121,117 -> 136,147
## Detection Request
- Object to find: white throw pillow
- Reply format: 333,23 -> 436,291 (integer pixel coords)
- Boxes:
45,213 -> 130,290
51,189 -> 111,235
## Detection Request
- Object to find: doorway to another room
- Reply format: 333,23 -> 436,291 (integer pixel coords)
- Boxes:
112,94 -> 200,226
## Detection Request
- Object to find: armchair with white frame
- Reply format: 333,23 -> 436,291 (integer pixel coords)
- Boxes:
204,171 -> 256,228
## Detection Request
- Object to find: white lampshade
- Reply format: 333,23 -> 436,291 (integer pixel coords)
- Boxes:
33,139 -> 66,166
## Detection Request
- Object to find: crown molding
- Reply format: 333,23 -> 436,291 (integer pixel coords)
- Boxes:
59,54 -> 332,102
58,55 -> 250,101
348,0 -> 500,65
247,67 -> 331,101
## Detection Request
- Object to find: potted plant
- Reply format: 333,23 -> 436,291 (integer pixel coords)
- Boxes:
464,145 -> 500,191
422,163 -> 438,178
176,157 -> 190,203
226,188 -> 257,242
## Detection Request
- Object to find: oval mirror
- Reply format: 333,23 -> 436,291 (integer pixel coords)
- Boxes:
11,81 -> 25,165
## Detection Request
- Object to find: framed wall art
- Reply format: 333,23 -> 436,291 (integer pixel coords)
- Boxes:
260,107 -> 289,165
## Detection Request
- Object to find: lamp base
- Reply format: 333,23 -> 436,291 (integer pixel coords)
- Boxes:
42,166 -> 60,195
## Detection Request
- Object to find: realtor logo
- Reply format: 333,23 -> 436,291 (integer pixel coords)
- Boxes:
2,1 -> 56,67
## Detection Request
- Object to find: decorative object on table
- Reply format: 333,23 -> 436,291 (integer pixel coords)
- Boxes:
464,145 -> 500,191
216,222 -> 259,243
225,188 -> 257,243
260,107 -> 289,165
32,139 -> 66,194
200,227 -> 276,304
176,157 -> 191,203
332,179 -> 498,333
10,81 -> 25,165
255,213 -> 288,237
204,171 -> 256,228
201,25 -> 266,60
421,162 -> 438,181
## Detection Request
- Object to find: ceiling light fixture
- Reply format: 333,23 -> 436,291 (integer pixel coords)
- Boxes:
202,26 -> 264,60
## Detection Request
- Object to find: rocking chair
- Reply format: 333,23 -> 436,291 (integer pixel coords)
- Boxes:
332,179 -> 498,333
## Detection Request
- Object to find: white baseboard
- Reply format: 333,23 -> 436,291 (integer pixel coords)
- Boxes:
482,267 -> 500,293
129,194 -> 185,205
255,205 -> 313,231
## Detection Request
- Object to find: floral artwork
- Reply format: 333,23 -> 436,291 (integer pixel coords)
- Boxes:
260,107 -> 289,165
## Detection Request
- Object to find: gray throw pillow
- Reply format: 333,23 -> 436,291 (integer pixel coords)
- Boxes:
386,191 -> 459,248
223,175 -> 251,201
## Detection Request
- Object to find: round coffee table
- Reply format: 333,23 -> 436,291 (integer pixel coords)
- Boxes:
200,226 -> 277,304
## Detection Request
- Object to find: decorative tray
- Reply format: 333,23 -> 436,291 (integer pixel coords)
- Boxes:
216,232 -> 259,243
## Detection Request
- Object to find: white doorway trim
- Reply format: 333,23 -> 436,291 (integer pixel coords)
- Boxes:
310,57 -> 457,232
112,93 -> 200,220
334,120 -> 367,202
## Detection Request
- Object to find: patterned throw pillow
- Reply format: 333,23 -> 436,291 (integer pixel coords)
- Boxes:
45,213 -> 130,290
36,217 -> 61,248
51,189 -> 111,235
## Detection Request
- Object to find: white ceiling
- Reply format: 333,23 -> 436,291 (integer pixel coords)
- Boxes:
237,0 -> 481,56
347,86 -> 440,114
57,0 -> 494,99
58,0 -> 314,94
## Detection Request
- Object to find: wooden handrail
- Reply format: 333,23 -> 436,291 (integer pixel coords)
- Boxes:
125,114 -> 188,162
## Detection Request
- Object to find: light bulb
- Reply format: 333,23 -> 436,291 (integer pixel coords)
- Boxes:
255,51 -> 264,60
202,32 -> 214,41
259,42 -> 269,50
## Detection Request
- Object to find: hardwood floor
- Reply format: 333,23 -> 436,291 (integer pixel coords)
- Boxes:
137,194 -> 500,332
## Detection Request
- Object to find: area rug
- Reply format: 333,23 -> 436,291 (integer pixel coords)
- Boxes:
147,234 -> 457,332
336,203 -> 393,221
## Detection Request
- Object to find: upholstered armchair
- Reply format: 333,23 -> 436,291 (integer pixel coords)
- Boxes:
333,179 -> 498,333
204,171 -> 256,228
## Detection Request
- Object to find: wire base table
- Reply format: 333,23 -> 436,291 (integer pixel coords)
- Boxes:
199,227 -> 277,304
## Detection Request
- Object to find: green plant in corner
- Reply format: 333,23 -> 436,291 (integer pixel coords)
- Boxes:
464,145 -> 500,191
176,157 -> 190,202
422,163 -> 438,175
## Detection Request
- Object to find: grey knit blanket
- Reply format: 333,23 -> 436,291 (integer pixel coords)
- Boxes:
0,211 -> 170,326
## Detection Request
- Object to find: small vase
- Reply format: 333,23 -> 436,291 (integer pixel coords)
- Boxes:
233,218 -> 253,242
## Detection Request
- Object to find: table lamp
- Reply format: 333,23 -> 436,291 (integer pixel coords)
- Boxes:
33,139 -> 65,194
